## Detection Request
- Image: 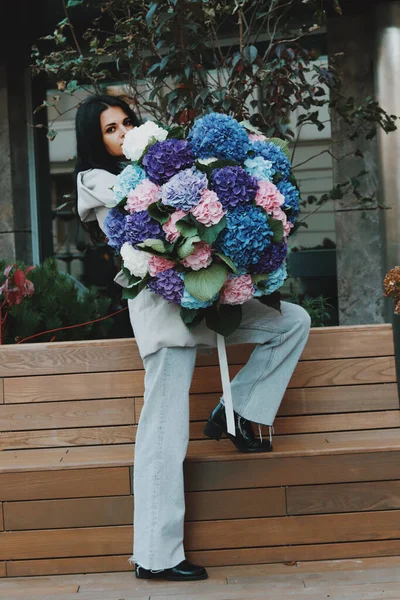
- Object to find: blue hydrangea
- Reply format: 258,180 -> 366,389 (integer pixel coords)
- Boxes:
215,205 -> 273,267
244,156 -> 274,181
254,263 -> 287,297
251,141 -> 291,179
187,113 -> 250,162
114,164 -> 146,202
161,167 -> 207,211
210,166 -> 258,210
103,208 -> 126,251
277,181 -> 300,223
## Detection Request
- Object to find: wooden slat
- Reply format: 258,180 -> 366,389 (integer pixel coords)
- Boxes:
0,526 -> 132,560
0,467 -> 130,501
0,426 -> 137,451
0,562 -> 4,577
0,380 -> 3,405
134,384 -> 400,423
6,555 -> 133,577
287,480 -> 400,516
184,450 -> 400,491
0,504 -> 3,532
0,339 -> 142,378
185,488 -> 286,521
0,398 -> 135,432
271,411 -> 400,435
4,497 -> 133,531
4,372 -> 142,404
184,510 -> 400,551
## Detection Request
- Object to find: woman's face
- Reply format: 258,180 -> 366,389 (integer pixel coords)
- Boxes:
100,106 -> 135,157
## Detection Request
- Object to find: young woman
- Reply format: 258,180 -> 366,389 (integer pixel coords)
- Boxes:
76,94 -> 311,582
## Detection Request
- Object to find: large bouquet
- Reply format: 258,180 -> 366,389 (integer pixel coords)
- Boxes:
104,114 -> 300,336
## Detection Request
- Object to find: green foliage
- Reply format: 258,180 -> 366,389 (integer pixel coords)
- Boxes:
184,262 -> 227,302
288,294 -> 333,327
0,258 -> 113,344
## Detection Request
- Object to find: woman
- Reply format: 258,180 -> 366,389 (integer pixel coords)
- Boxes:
76,94 -> 311,582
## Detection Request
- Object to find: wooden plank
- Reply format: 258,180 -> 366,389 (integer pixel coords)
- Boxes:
0,526 -> 132,560
271,411 -> 400,435
184,510 -> 400,551
0,426 -> 137,451
287,480 -> 400,516
6,555 -> 134,577
0,467 -> 131,501
185,488 -> 286,521
4,497 -> 134,531
0,579 -> 79,595
0,562 -> 4,577
0,504 -> 3,532
0,338 -> 143,378
0,398 -> 135,432
4,371 -> 142,404
0,380 -> 3,405
184,451 -> 400,491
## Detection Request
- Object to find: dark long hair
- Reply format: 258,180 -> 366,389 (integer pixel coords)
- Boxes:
75,94 -> 139,242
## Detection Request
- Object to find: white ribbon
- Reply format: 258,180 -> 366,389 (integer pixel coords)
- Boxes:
216,333 -> 236,436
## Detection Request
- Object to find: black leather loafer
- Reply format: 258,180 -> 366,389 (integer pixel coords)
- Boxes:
203,401 -> 273,453
135,559 -> 208,581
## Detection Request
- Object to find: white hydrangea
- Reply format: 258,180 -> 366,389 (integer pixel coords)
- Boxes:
120,243 -> 149,279
122,121 -> 168,161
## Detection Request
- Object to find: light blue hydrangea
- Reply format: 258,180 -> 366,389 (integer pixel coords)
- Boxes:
254,263 -> 287,297
161,167 -> 207,211
251,141 -> 291,179
114,164 -> 146,202
181,287 -> 214,309
244,156 -> 274,181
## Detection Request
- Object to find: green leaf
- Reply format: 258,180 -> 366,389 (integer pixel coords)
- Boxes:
176,219 -> 198,238
122,287 -> 141,300
257,291 -> 281,312
205,304 -> 242,336
148,201 -> 170,225
180,307 -> 206,329
177,235 -> 201,259
251,273 -> 269,285
146,3 -> 158,25
67,0 -> 84,6
240,120 -> 264,136
184,262 -> 227,302
137,238 -> 168,254
243,45 -> 258,64
266,137 -> 291,160
214,252 -> 239,274
197,217 -> 226,245
46,129 -> 57,141
268,218 -> 284,243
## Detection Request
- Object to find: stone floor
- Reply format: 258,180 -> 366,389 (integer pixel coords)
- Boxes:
2,556 -> 400,600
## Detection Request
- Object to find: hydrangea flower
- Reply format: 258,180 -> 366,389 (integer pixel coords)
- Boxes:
248,133 -> 267,142
161,167 -> 207,211
216,205 -> 273,267
255,179 -> 285,214
162,209 -> 188,243
220,274 -> 254,305
277,180 -> 300,223
114,165 -> 146,202
254,263 -> 287,296
125,211 -> 164,245
103,208 -> 127,251
120,243 -> 149,278
181,287 -> 213,309
142,139 -> 194,185
181,242 -> 213,271
210,166 -> 258,210
148,268 -> 184,304
244,156 -> 274,181
250,242 -> 287,274
188,113 -> 250,162
122,121 -> 168,161
125,179 -> 161,213
148,255 -> 175,276
191,189 -> 226,226
251,141 -> 291,179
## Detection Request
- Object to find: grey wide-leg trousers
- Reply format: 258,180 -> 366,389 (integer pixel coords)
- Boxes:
132,301 -> 311,570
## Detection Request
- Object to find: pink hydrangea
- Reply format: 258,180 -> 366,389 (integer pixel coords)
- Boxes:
255,180 -> 285,214
182,242 -> 213,271
220,275 -> 254,305
162,209 -> 188,242
191,189 -> 226,227
270,207 -> 294,239
248,133 -> 267,142
148,255 -> 175,276
125,179 -> 161,213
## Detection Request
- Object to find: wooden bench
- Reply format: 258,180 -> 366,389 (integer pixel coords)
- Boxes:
0,324 -> 398,577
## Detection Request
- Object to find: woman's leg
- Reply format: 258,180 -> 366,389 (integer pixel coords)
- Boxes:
227,300 -> 311,425
132,346 -> 197,570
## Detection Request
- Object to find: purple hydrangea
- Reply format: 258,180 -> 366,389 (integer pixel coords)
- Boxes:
148,268 -> 184,304
210,166 -> 258,210
187,113 -> 250,162
250,242 -> 287,274
125,211 -> 165,245
161,167 -> 208,211
142,139 -> 194,185
216,205 -> 273,267
103,208 -> 127,251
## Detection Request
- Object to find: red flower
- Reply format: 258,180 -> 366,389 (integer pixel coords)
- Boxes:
0,265 -> 35,307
